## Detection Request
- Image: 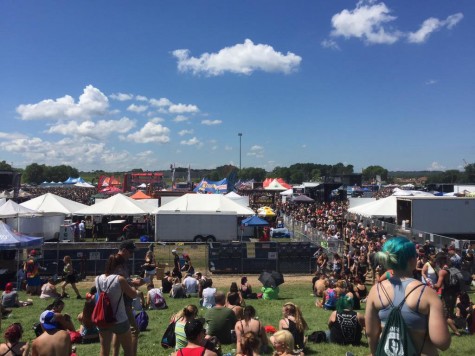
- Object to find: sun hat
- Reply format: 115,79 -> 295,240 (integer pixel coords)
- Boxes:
40,310 -> 58,331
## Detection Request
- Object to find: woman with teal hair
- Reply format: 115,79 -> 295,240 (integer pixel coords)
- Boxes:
365,236 -> 451,355
327,296 -> 365,345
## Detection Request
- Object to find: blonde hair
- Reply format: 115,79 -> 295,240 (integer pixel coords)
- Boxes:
272,330 -> 294,352
283,302 -> 308,332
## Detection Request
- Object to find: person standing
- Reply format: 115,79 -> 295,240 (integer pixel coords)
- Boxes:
78,220 -> 86,240
85,217 -> 94,239
24,250 -> 44,296
172,249 -> 182,279
96,254 -> 139,356
61,256 -> 81,299
112,240 -> 143,356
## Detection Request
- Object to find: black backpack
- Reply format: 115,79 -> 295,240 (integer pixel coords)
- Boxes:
445,267 -> 466,292
376,283 -> 426,356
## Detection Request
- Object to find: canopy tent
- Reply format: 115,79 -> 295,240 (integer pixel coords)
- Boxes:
291,194 -> 314,203
0,200 -> 39,218
100,186 -> 123,194
224,191 -> 249,207
75,193 -> 148,216
0,221 -> 43,250
0,191 -> 12,199
130,191 -> 151,200
137,183 -> 147,188
154,193 -> 255,215
74,182 -> 95,188
225,191 -> 241,199
63,177 -> 86,184
21,193 -> 87,215
241,215 -> 269,227
263,178 -> 291,191
0,198 -> 6,206
257,206 -> 276,217
279,188 -> 294,196
347,196 -> 397,218
392,188 -> 434,197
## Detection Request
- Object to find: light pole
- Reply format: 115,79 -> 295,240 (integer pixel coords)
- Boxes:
238,133 -> 242,170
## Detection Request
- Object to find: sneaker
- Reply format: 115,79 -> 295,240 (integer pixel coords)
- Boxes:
76,295 -> 82,299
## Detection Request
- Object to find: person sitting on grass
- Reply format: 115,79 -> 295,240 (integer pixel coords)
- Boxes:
236,331 -> 261,356
270,330 -> 299,356
31,310 -> 72,356
43,298 -> 76,332
77,286 -> 99,344
171,318 -> 217,356
205,291 -> 237,345
316,279 -> 338,310
40,277 -> 60,299
235,305 -> 269,355
172,304 -> 199,351
0,323 -> 29,356
1,283 -> 33,308
278,302 -> 308,353
326,296 -> 364,345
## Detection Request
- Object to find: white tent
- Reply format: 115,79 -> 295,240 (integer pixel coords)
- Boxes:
225,191 -> 241,199
74,182 -> 95,188
0,200 -> 39,218
224,191 -> 249,207
21,193 -> 87,215
347,196 -> 397,218
392,188 -> 434,197
154,193 -> 255,215
75,193 -> 148,216
279,188 -> 294,196
0,198 -> 6,207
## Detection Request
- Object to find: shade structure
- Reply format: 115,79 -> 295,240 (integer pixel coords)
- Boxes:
21,193 -> 88,215
241,215 -> 269,227
130,191 -> 151,200
75,193 -> 148,216
263,178 -> 291,191
291,194 -> 314,203
259,271 -> 284,288
154,193 -> 255,215
0,200 -> 39,218
0,221 -> 43,250
347,196 -> 397,218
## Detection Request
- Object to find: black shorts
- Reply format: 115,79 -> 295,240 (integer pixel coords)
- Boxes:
442,293 -> 457,319
65,274 -> 77,284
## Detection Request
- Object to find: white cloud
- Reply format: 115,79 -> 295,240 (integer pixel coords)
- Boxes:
330,2 -> 400,44
150,117 -> 165,123
224,145 -> 232,151
321,39 -> 340,50
173,39 -> 302,76
201,119 -> 222,126
110,93 -> 134,101
407,13 -> 463,44
180,137 -> 201,146
425,79 -> 438,85
46,117 -> 135,139
173,115 -> 190,122
135,95 -> 148,101
17,85 -> 109,120
247,145 -> 264,158
125,122 -> 171,144
429,161 -> 446,171
149,98 -> 173,107
0,132 -> 27,140
127,103 -> 148,113
178,129 -> 194,136
169,103 -> 199,114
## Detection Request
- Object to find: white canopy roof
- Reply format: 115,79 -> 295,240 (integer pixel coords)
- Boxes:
0,198 -> 6,207
74,182 -> 95,188
21,193 -> 87,215
154,193 -> 255,215
75,193 -> 148,216
0,200 -> 39,218
279,188 -> 294,196
347,196 -> 397,218
225,191 -> 241,199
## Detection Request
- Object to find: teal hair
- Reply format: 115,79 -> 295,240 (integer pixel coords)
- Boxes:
376,236 -> 416,271
336,296 -> 353,312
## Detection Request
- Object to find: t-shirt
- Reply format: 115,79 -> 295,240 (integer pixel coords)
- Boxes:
329,310 -> 362,345
205,306 -> 237,344
1,291 -> 18,307
183,277 -> 198,294
202,287 -> 216,308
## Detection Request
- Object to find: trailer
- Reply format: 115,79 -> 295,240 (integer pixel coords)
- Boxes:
397,197 -> 475,237
155,211 -> 239,242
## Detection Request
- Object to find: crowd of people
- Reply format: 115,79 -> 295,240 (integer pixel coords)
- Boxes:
22,187 -> 97,205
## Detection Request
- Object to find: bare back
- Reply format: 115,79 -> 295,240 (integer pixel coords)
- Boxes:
31,330 -> 71,356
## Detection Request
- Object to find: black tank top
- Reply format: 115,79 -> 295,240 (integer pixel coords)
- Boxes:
329,310 -> 362,345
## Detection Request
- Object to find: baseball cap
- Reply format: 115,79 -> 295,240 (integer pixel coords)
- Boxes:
5,282 -> 14,293
40,310 -> 58,331
119,240 -> 136,251
30,249 -> 39,256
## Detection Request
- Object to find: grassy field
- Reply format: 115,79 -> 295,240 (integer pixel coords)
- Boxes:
2,278 -> 475,356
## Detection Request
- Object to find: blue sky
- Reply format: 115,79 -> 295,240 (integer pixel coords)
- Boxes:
0,0 -> 473,173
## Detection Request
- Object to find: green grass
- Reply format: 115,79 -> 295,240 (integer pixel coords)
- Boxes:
3,283 -> 475,355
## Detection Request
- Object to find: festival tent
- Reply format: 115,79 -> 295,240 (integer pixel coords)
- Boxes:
74,182 -> 95,188
0,200 -> 39,218
257,206 -> 276,217
0,198 -> 6,206
153,193 -> 255,215
241,215 -> 269,227
347,196 -> 397,218
279,188 -> 294,196
100,186 -> 123,194
263,178 -> 292,191
0,221 -> 43,250
75,193 -> 148,216
21,193 -> 87,215
291,194 -> 314,203
130,191 -> 151,200
224,191 -> 249,207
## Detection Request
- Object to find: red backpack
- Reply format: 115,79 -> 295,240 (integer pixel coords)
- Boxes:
92,275 -> 122,328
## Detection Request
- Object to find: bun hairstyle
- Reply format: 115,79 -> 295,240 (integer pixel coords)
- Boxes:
376,236 -> 416,271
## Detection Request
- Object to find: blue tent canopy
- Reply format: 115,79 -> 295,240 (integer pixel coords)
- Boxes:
0,221 -> 43,250
241,215 -> 269,227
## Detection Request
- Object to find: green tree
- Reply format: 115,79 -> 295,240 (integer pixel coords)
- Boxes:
269,167 -> 291,182
362,165 -> 388,182
464,163 -> 475,183
23,163 -> 47,184
0,160 -> 13,171
238,167 -> 267,181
